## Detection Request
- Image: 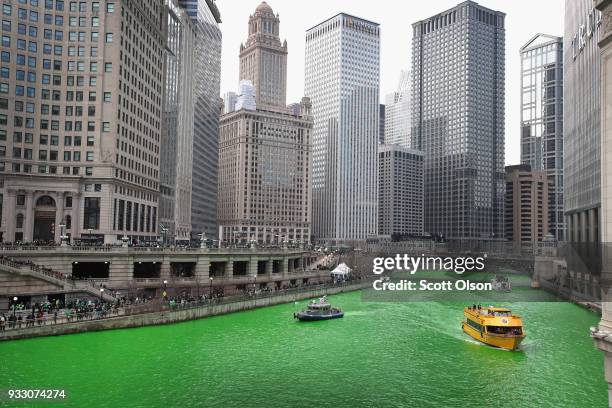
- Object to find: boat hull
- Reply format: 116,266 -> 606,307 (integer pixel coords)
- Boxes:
296,312 -> 344,322
462,322 -> 525,350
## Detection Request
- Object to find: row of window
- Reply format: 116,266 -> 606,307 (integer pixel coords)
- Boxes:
3,2 -> 115,17
0,162 -> 93,175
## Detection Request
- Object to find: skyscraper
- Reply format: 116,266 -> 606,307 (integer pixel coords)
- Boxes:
0,0 -> 168,244
412,1 -> 505,240
239,1 -> 287,110
384,70 -> 411,148
504,164 -> 550,244
379,104 -> 386,145
177,0 -> 222,239
564,0 -> 601,246
218,2 -> 312,245
305,13 -> 380,243
519,34 -> 564,241
378,145 -> 424,237
160,0 -> 196,244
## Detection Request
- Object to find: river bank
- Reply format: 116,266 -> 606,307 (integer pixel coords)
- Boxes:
0,281 -> 370,342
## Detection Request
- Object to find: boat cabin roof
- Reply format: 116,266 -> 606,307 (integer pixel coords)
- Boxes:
309,302 -> 331,309
485,307 -> 511,312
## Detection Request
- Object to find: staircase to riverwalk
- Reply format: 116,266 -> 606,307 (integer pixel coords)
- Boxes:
0,257 -> 117,302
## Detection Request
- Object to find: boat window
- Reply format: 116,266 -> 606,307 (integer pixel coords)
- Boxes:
487,326 -> 522,335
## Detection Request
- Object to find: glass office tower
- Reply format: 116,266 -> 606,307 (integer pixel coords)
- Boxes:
177,0 -> 222,239
519,34 -> 564,240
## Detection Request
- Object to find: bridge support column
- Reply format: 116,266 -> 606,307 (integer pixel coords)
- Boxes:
160,259 -> 171,281
109,257 -> 133,283
248,257 -> 258,277
195,257 -> 210,281
282,258 -> 289,277
226,261 -> 233,279
266,259 -> 273,276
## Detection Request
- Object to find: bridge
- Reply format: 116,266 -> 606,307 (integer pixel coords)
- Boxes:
0,245 -> 327,310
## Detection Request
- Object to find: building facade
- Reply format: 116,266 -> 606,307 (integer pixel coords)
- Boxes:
593,1 -> 612,405
218,2 -> 312,246
412,1 -> 505,240
384,70 -> 411,148
519,34 -> 564,241
0,0 -> 168,244
378,144 -> 424,237
177,0 -> 222,239
563,0 -> 601,246
504,164 -> 550,244
223,91 -> 237,114
379,104 -> 385,144
160,0 -> 195,244
305,13 -> 380,243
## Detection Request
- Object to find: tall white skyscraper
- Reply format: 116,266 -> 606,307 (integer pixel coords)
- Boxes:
305,14 -> 380,243
384,70 -> 412,148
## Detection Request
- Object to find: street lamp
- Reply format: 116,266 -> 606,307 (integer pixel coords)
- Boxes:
99,288 -> 104,303
12,296 -> 17,317
162,280 -> 168,301
209,276 -> 213,296
58,223 -> 67,246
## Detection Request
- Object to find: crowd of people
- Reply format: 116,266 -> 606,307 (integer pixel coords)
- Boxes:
0,254 -> 67,280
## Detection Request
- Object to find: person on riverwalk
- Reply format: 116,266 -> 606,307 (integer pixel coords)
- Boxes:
0,314 -> 5,332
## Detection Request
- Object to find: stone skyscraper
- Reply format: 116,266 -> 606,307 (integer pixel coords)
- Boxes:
239,1 -> 287,109
305,14 -> 380,243
519,34 -> 564,241
378,145 -> 424,237
504,164 -> 550,244
412,1 -> 505,240
177,0 -> 222,239
0,0 -> 168,244
218,2 -> 312,245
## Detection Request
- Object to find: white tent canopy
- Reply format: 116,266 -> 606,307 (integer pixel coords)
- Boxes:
330,263 -> 352,277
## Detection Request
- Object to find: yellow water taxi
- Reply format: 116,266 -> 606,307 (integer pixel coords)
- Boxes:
461,305 -> 525,350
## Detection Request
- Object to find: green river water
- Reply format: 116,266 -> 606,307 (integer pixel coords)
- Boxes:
0,290 -> 606,408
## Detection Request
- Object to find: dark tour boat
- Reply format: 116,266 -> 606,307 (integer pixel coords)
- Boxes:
294,296 -> 344,321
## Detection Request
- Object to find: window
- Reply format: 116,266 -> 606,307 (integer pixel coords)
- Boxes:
106,3 -> 114,13
103,92 -> 111,102
16,213 -> 24,229
104,62 -> 112,73
17,194 -> 26,206
83,197 -> 100,229
105,32 -> 112,43
86,151 -> 93,161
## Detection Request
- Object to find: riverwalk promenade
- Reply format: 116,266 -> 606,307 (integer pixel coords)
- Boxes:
0,280 -> 371,341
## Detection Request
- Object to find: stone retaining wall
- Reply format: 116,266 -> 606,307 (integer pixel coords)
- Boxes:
0,282 -> 370,341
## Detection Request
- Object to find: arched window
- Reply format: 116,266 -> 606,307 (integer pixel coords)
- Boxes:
36,195 -> 56,207
16,213 -> 24,229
